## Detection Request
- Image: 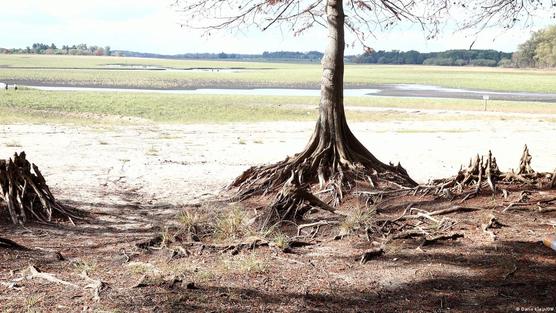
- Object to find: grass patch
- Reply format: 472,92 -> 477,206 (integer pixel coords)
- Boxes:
339,207 -> 376,236
271,232 -> 290,250
1,89 -> 555,125
214,206 -> 249,241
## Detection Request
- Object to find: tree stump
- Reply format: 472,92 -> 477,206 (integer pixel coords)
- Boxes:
0,152 -> 76,225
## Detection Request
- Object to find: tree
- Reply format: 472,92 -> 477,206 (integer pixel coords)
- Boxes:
175,0 -> 556,220
514,25 -> 556,68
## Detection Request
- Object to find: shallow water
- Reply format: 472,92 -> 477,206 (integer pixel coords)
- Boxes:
28,86 -> 381,97
25,84 -> 556,102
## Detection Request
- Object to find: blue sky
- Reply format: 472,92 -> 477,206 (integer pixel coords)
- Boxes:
0,0 -> 552,54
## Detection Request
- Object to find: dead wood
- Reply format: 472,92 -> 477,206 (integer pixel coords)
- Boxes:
422,233 -> 464,246
551,170 -> 556,189
297,220 -> 339,236
27,265 -> 79,287
391,206 -> 480,221
0,152 -> 78,225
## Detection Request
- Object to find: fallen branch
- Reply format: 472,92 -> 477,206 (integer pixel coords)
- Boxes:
394,206 -> 480,221
297,220 -> 338,236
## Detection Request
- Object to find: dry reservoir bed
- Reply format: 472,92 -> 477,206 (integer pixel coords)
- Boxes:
1,117 -> 555,207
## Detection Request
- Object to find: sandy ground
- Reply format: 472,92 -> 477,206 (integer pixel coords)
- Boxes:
1,110 -> 555,207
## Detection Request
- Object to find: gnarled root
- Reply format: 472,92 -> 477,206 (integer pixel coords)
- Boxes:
0,152 -> 77,225
230,125 -> 416,228
259,174 -> 339,229
436,146 -> 554,199
231,125 -> 416,208
436,150 -> 500,196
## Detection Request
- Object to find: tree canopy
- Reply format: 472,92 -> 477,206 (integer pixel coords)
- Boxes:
175,0 -> 556,48
514,25 -> 556,68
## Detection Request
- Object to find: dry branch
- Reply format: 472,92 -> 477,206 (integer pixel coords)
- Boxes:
390,206 -> 480,221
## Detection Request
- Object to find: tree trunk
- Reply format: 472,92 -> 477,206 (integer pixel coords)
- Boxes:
230,0 -> 416,211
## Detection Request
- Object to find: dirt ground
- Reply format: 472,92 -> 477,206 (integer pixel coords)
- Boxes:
1,113 -> 556,312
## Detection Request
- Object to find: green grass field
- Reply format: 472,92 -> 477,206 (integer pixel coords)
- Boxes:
2,54 -> 556,92
1,54 -> 556,125
1,89 -> 555,125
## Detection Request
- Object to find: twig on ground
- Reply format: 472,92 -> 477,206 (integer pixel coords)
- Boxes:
297,220 -> 338,236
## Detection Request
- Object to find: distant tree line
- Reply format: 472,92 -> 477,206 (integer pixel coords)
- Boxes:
0,43 -> 111,56
4,26 -> 556,68
349,49 -> 513,67
513,25 -> 556,68
111,50 -> 324,61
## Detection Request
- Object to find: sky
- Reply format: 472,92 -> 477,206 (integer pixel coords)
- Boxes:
0,0 -> 553,54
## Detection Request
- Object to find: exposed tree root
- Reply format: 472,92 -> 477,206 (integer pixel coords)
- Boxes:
230,122 -> 416,226
0,152 -> 78,225
434,145 -> 554,199
518,145 -> 534,175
